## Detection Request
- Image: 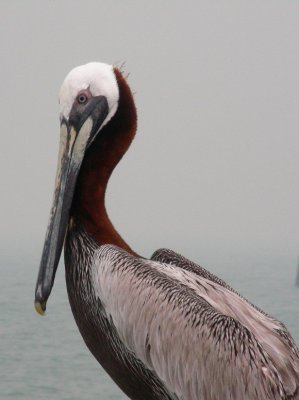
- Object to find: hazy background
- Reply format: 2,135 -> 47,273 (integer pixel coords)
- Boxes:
0,1 -> 298,399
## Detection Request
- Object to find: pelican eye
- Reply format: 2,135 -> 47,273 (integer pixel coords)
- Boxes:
77,93 -> 88,104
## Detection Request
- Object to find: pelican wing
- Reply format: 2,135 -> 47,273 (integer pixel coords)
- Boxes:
92,245 -> 299,400
151,248 -> 298,330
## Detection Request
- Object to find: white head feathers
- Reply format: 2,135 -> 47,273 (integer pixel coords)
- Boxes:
59,62 -> 119,127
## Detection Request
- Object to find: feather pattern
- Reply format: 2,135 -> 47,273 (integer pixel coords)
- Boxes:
150,249 -> 299,398
65,223 -> 178,400
66,224 -> 299,400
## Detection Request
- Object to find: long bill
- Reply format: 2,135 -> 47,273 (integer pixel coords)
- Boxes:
34,96 -> 108,315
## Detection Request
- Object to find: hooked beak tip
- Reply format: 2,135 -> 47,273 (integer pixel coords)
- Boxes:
34,301 -> 46,316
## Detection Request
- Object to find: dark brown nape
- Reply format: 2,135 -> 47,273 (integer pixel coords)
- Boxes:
71,68 -> 138,255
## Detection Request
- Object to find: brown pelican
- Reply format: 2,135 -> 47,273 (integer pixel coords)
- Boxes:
34,62 -> 299,400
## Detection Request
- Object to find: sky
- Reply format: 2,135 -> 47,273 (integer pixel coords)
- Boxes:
1,1 -> 298,272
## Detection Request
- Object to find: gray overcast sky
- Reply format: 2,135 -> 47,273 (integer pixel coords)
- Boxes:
1,1 -> 298,270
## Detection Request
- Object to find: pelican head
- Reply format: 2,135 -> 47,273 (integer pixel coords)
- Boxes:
35,62 -> 119,314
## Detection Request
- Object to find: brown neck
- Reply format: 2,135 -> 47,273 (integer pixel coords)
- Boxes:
71,68 -> 137,255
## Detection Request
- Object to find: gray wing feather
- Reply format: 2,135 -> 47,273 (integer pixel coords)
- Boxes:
151,248 -> 231,289
151,248 -> 281,315
92,245 -> 299,400
152,249 -> 299,351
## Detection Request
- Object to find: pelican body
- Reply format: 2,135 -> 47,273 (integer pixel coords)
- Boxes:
35,63 -> 299,400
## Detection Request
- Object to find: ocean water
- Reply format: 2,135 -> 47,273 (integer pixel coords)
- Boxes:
1,251 -> 299,400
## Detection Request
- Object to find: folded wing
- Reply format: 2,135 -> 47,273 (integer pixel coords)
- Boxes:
92,245 -> 299,400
